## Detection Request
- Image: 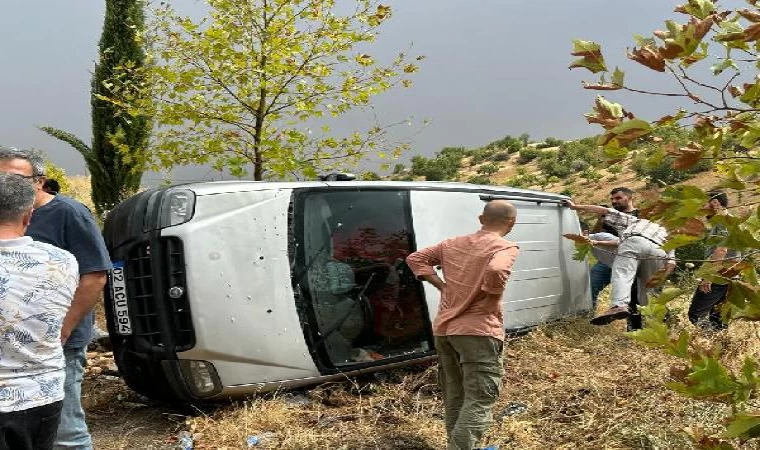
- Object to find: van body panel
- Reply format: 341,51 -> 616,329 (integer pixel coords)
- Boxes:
166,189 -> 321,385
409,190 -> 589,330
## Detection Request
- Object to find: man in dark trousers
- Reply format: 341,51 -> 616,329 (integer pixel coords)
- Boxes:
688,191 -> 740,330
406,200 -> 520,450
0,148 -> 111,450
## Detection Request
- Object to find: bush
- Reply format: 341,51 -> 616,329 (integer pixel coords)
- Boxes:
538,157 -> 570,178
581,167 -> 602,182
467,175 -> 492,185
537,137 -> 564,149
469,148 -> 497,165
518,147 -> 541,164
410,147 -> 466,181
361,171 -> 381,181
392,163 -> 405,174
477,163 -> 500,176
485,135 -> 523,153
492,151 -> 511,162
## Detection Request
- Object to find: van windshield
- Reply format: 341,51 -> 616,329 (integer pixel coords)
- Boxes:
296,190 -> 432,367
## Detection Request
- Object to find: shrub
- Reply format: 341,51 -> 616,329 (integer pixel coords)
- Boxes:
469,148 -> 496,165
467,175 -> 492,185
477,163 -> 500,176
361,171 -> 381,181
392,163 -> 405,174
518,147 -> 541,164
492,151 -> 511,162
538,156 -> 573,178
537,137 -> 564,149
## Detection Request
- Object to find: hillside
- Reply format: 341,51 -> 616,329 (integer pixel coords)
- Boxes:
386,133 -> 759,210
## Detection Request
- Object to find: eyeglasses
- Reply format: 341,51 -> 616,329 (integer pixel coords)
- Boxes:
0,173 -> 44,181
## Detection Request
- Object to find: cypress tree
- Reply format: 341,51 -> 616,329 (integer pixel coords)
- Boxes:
41,0 -> 149,215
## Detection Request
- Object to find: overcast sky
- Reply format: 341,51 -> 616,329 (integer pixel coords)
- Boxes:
0,0 -> 719,182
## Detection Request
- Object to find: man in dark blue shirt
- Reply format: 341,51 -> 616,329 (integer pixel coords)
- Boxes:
0,148 -> 110,450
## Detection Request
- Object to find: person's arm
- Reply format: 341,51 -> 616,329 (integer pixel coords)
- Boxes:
61,271 -> 107,344
698,246 -> 729,294
406,242 -> 446,291
61,203 -> 113,343
645,249 -> 678,288
482,246 -> 520,296
590,238 -> 620,247
562,199 -> 610,216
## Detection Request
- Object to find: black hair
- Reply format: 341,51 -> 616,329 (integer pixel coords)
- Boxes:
708,190 -> 728,207
610,187 -> 634,197
43,179 -> 60,194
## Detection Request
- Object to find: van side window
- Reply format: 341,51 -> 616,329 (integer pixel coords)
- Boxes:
298,191 -> 431,367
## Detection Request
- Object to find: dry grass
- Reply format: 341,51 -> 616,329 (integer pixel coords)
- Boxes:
107,293 -> 749,450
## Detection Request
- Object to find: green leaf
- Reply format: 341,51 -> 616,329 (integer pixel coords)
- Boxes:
611,67 -> 625,87
723,412 -> 760,439
676,0 -> 717,19
572,242 -> 592,261
663,233 -> 701,251
569,39 -> 607,73
711,58 -> 738,75
667,356 -> 739,401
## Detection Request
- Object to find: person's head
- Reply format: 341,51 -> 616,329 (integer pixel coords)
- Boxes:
479,200 -> 517,236
43,179 -> 60,195
609,187 -> 634,212
0,172 -> 36,234
0,147 -> 49,207
706,190 -> 729,215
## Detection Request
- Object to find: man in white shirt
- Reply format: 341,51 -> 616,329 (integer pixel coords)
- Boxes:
0,173 -> 78,450
563,199 -> 676,325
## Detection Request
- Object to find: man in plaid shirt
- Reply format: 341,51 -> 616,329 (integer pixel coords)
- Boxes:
563,199 -> 676,325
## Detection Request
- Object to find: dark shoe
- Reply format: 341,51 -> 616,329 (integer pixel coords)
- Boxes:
627,313 -> 643,331
590,305 -> 630,326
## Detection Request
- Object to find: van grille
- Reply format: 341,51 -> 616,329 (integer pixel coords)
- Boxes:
125,238 -> 195,351
127,242 -> 161,346
164,238 -> 194,351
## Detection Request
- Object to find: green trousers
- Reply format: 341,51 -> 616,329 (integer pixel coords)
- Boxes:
435,335 -> 504,450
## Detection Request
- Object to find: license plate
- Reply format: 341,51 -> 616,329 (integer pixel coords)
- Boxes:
110,262 -> 132,335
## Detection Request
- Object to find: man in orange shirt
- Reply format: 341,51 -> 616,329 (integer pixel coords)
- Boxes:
406,200 -> 519,450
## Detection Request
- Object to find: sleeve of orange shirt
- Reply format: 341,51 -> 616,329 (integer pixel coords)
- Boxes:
481,246 -> 520,295
405,242 -> 443,278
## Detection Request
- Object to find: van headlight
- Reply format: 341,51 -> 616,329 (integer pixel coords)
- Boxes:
159,189 -> 195,229
178,360 -> 222,398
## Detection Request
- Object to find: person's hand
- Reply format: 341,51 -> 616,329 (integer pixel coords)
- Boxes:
60,326 -> 72,345
563,233 -> 591,245
646,262 -> 676,288
699,281 -> 712,294
561,199 -> 576,210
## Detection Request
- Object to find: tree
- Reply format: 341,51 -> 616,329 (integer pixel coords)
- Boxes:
41,0 -> 149,214
106,0 -> 420,180
570,1 -> 760,446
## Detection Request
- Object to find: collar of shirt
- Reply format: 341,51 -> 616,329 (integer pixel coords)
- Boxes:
0,236 -> 33,248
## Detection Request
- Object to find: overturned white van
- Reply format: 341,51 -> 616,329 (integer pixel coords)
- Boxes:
102,181 -> 590,402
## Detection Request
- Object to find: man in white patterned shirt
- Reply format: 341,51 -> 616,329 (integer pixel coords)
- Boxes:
563,199 -> 676,325
0,173 -> 78,450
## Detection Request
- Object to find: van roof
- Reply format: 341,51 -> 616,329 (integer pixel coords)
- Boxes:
178,180 -> 568,201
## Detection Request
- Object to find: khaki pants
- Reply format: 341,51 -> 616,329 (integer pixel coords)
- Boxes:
435,335 -> 504,450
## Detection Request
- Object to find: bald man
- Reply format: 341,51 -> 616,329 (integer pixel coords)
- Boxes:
407,200 -> 520,450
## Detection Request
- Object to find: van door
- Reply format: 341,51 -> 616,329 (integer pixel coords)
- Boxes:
292,189 -> 434,371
